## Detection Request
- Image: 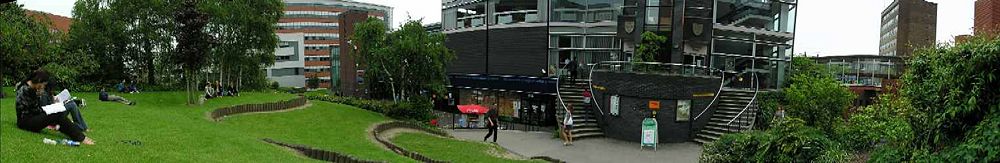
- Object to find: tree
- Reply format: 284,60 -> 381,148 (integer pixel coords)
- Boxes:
782,57 -> 856,135
172,0 -> 213,105
893,36 -> 1000,162
351,18 -> 455,102
1,3 -> 60,85
202,0 -> 282,93
633,31 -> 668,63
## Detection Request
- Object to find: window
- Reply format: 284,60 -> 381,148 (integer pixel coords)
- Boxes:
271,68 -> 302,77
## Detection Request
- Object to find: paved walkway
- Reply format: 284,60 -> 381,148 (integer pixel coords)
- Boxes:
447,129 -> 704,163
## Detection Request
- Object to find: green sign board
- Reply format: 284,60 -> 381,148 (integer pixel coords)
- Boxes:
641,118 -> 658,150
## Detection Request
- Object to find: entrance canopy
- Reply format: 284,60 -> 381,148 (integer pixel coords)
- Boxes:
457,105 -> 489,114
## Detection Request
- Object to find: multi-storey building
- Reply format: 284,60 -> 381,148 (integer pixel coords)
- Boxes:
267,0 -> 391,93
440,0 -> 796,129
976,0 -> 1000,36
879,0 -> 937,57
811,55 -> 905,106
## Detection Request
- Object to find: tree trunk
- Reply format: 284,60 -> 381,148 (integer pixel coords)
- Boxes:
147,58 -> 156,85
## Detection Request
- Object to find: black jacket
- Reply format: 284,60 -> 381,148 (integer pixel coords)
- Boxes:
15,82 -> 49,120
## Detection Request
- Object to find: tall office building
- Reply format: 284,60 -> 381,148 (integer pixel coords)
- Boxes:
976,0 -> 1000,35
879,0 -> 937,57
267,0 -> 391,92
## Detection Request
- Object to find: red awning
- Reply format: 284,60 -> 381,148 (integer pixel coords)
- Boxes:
457,105 -> 489,114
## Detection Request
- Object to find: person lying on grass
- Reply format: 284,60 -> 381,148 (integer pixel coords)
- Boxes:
100,88 -> 135,105
15,70 -> 96,145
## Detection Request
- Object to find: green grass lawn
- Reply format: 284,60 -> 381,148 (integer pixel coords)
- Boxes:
391,132 -> 546,163
1,87 -> 534,162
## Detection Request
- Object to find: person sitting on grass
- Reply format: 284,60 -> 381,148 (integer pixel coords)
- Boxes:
100,88 -> 134,105
115,80 -> 126,93
127,81 -> 140,94
204,82 -> 216,99
15,70 -> 95,145
562,104 -> 574,146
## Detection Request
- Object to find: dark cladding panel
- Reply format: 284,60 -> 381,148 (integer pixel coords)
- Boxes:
445,30 -> 488,74
487,27 -> 548,76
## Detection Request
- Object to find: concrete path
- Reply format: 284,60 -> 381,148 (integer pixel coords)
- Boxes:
447,129 -> 704,163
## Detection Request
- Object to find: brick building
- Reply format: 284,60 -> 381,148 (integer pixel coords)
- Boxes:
976,0 -> 1000,36
267,0 -> 391,93
879,0 -> 937,57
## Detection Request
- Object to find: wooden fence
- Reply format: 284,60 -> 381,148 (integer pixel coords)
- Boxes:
371,121 -> 451,163
263,138 -> 384,163
210,96 -> 307,121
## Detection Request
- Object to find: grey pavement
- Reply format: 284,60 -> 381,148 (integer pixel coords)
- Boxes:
447,129 -> 703,163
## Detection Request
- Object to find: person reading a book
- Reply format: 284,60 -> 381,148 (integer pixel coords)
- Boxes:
15,70 -> 95,145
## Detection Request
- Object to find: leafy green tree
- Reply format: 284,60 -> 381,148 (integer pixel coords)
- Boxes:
779,56 -> 856,135
172,0 -> 213,105
202,0 -> 282,92
352,18 -> 455,102
1,3 -> 60,85
633,31 -> 667,63
895,36 -> 1000,162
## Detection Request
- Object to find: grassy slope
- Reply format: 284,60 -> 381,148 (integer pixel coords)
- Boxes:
391,132 -> 546,163
0,87 -> 411,162
220,101 -> 415,163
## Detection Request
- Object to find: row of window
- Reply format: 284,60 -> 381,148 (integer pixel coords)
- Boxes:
304,36 -> 339,41
305,56 -> 331,61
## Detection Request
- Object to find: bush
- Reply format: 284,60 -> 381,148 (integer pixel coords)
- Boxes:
701,118 -> 849,163
754,91 -> 784,130
898,36 -> 1000,162
784,73 -> 855,135
307,94 -> 433,122
836,94 -> 914,151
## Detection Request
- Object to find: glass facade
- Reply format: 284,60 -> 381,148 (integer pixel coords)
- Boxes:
710,0 -> 797,89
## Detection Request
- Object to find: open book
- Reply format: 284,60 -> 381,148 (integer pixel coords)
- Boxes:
42,89 -> 72,115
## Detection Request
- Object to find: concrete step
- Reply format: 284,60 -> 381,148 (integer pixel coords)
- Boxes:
572,132 -> 604,139
571,127 -> 602,134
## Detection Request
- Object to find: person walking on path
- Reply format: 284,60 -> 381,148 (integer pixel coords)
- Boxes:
483,108 -> 499,143
562,104 -> 574,146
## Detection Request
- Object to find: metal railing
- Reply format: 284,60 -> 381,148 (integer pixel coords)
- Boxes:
726,72 -> 759,132
588,61 -> 725,117
590,61 -> 722,77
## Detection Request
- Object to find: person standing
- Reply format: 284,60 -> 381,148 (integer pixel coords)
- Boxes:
483,108 -> 499,143
15,70 -> 95,145
562,104 -> 574,146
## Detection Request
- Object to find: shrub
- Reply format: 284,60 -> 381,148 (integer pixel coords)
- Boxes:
783,73 -> 855,135
898,36 -> 1000,162
836,94 -> 914,151
754,91 -> 784,130
307,94 -> 433,122
701,118 -> 849,163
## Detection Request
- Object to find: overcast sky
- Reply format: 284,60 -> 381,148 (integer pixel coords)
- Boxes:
17,0 -> 974,57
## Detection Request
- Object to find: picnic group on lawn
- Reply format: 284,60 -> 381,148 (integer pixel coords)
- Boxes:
10,68 -> 240,146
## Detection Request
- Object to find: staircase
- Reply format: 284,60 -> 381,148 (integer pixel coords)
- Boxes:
693,88 -> 758,144
556,78 -> 605,139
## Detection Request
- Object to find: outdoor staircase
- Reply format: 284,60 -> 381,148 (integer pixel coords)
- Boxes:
693,88 -> 758,144
556,78 -> 605,139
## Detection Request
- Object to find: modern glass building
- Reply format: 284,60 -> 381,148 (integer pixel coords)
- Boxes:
440,0 -> 797,125
812,55 -> 905,106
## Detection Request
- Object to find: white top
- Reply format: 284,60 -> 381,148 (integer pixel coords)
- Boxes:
564,112 -> 573,125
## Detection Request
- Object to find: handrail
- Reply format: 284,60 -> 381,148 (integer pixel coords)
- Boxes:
726,72 -> 760,127
589,61 -> 726,117
555,63 -> 570,125
693,72 -> 725,120
587,63 -> 603,115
